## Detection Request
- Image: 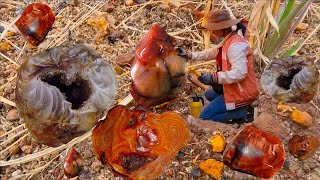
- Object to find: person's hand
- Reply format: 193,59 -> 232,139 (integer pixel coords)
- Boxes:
198,73 -> 218,85
198,73 -> 213,85
176,47 -> 189,59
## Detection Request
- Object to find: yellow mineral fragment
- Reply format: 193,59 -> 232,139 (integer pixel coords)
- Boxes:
209,134 -> 226,153
291,109 -> 313,127
199,159 -> 224,179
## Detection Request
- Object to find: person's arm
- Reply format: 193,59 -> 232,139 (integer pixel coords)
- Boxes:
216,42 -> 249,84
189,47 -> 219,61
177,47 -> 219,61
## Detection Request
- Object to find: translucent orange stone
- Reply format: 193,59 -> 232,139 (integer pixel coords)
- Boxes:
92,105 -> 190,180
130,23 -> 186,108
223,125 -> 285,178
15,3 -> 55,46
288,135 -> 320,160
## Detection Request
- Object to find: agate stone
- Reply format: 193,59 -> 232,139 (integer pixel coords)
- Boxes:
130,23 -> 186,108
92,105 -> 190,180
223,125 -> 285,178
15,3 -> 55,46
288,135 -> 320,160
15,43 -> 117,147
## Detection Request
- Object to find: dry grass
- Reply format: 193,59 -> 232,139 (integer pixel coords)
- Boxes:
0,0 -> 319,179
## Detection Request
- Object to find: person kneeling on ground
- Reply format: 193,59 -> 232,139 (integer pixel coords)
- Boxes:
178,9 -> 259,123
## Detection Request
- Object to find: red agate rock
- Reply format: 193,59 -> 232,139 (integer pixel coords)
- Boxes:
92,105 -> 190,180
288,135 -> 320,160
130,23 -> 186,108
64,148 -> 84,178
223,125 -> 285,178
15,3 -> 55,46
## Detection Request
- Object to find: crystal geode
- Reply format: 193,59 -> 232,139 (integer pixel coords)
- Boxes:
260,56 -> 319,103
16,43 -> 117,147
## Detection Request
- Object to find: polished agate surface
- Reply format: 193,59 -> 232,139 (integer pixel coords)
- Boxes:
92,105 -> 190,180
130,23 -> 186,108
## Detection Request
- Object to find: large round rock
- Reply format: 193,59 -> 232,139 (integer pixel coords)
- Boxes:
16,43 -> 117,147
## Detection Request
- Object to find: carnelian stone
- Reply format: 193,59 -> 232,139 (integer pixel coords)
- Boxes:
15,3 -> 55,46
92,105 -> 190,180
223,125 -> 285,178
288,135 -> 320,160
130,23 -> 186,108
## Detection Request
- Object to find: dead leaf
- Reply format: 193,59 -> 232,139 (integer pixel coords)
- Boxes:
295,22 -> 309,32
162,0 -> 182,8
4,31 -> 16,37
0,42 -> 11,52
87,13 -> 114,41
291,109 -> 313,127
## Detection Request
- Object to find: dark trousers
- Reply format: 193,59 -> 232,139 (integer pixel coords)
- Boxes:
200,88 -> 247,122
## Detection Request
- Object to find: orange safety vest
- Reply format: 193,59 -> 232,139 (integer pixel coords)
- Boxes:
221,34 -> 259,110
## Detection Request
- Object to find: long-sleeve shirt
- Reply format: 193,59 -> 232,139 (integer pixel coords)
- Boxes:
190,42 -> 249,84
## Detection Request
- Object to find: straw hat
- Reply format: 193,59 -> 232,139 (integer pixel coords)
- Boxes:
204,9 -> 241,30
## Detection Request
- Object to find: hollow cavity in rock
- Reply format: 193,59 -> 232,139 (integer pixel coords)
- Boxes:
41,73 -> 91,109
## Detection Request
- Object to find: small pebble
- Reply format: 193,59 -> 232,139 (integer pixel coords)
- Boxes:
102,4 -> 114,12
308,162 -> 318,169
0,25 -> 4,33
91,160 -> 102,172
296,169 -> 304,178
191,168 -> 201,177
303,163 -> 310,173
283,159 -> 290,170
11,169 -> 22,177
4,86 -> 14,94
21,145 -> 33,154
6,109 -> 19,121
83,148 -> 93,158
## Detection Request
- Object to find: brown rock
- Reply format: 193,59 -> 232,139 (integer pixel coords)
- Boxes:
102,4 -> 114,12
252,112 -> 286,139
114,51 -> 135,67
4,86 -> 14,94
21,145 -> 33,154
91,160 -> 102,172
6,109 -> 19,121
288,135 -> 320,160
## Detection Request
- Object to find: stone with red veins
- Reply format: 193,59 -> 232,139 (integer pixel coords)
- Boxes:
92,105 -> 190,180
15,3 -> 55,46
223,125 -> 285,179
288,135 -> 320,160
64,148 -> 84,178
130,23 -> 186,108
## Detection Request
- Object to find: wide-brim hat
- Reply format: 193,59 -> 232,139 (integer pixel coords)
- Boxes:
204,9 -> 241,30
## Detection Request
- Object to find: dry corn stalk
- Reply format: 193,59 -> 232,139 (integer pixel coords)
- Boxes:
247,0 -> 314,63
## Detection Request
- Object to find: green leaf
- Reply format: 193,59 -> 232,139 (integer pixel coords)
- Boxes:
263,0 -> 313,59
279,0 -> 295,24
282,39 -> 304,57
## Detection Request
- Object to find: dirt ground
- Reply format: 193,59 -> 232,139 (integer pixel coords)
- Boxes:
0,0 -> 320,180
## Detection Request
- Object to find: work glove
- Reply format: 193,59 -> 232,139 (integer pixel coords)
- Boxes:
176,47 -> 190,60
198,73 -> 218,85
